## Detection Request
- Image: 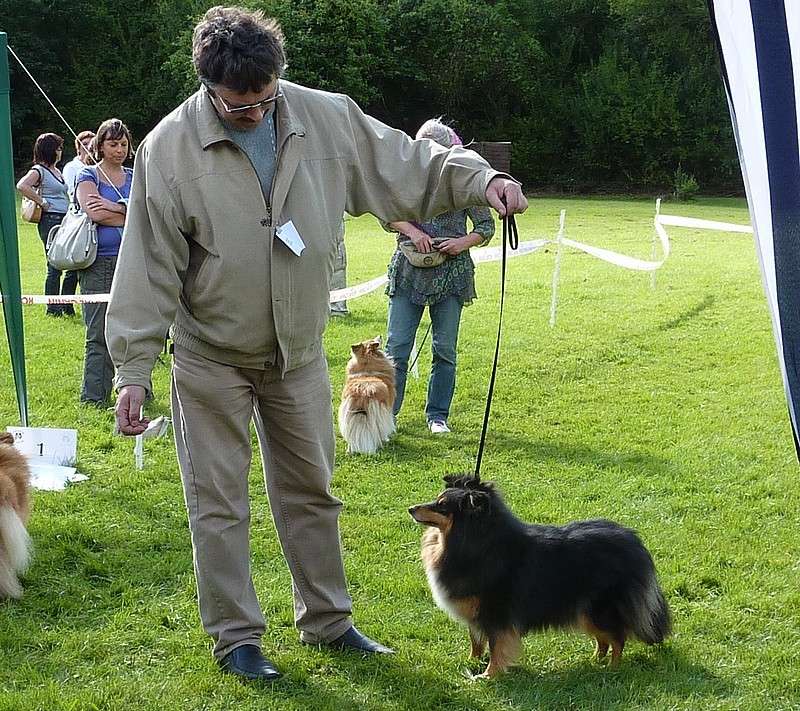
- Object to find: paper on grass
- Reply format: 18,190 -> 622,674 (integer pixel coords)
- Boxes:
28,463 -> 88,492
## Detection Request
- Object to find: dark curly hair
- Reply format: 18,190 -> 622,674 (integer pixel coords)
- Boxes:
192,6 -> 286,93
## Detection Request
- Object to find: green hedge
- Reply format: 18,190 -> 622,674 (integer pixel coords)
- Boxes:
4,0 -> 739,192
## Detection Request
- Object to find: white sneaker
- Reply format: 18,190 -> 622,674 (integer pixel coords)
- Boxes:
428,420 -> 450,434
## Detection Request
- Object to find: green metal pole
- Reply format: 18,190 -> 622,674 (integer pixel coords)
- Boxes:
0,32 -> 29,426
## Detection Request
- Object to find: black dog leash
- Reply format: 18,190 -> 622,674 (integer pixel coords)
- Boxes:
474,208 -> 519,481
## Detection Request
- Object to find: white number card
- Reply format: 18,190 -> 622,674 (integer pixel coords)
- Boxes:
276,220 -> 306,256
6,427 -> 78,466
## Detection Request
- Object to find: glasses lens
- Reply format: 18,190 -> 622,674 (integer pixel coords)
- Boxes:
206,83 -> 279,113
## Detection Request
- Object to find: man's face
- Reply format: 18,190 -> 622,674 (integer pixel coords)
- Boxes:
207,78 -> 280,131
78,139 -> 93,163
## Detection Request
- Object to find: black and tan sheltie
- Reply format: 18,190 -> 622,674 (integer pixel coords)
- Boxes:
409,474 -> 671,678
0,432 -> 33,600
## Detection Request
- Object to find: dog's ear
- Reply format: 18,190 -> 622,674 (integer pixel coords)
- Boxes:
463,490 -> 490,515
444,473 -> 467,488
0,432 -> 14,446
444,473 -> 483,490
351,343 -> 365,355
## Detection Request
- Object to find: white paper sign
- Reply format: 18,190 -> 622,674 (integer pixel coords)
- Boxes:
28,463 -> 88,491
6,427 -> 78,466
276,220 -> 306,256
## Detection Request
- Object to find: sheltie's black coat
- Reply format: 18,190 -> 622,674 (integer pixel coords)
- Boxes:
409,474 -> 671,677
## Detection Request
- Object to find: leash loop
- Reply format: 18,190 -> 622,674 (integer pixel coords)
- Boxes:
474,207 -> 518,481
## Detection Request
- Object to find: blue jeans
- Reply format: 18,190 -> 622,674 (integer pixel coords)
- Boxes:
386,293 -> 463,423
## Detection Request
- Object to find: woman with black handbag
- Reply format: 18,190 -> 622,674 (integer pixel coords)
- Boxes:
16,132 -> 77,317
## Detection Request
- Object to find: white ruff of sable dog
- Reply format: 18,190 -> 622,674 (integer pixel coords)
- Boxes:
0,432 -> 33,599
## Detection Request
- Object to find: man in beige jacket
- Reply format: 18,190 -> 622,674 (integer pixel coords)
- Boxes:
108,5 -> 527,682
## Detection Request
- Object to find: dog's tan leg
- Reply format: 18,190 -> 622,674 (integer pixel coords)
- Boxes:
469,625 -> 487,659
578,614 -> 611,663
475,629 -> 521,679
609,636 -> 625,666
595,637 -> 610,661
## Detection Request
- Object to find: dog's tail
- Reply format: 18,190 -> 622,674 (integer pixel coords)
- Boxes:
338,397 -> 395,454
0,505 -> 32,599
626,571 -> 672,645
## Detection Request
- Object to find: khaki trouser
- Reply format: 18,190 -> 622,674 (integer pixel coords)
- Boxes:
171,345 -> 353,659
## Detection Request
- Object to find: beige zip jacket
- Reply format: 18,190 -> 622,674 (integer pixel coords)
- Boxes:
106,81 -> 507,392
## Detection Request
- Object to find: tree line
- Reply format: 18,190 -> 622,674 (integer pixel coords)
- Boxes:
3,0 -> 740,194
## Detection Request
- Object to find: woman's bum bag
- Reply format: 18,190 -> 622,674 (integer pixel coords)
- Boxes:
398,237 -> 451,268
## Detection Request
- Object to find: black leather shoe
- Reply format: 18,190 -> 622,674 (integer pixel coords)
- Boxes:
326,626 -> 395,654
219,644 -> 282,681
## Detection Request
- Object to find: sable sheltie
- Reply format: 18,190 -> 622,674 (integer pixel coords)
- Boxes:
409,474 -> 671,678
0,432 -> 33,599
338,337 -> 396,454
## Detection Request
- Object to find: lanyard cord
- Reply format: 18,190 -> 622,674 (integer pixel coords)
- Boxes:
7,44 -> 127,203
474,209 -> 519,481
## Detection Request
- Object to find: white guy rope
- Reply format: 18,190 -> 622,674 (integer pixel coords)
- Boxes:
8,45 -> 128,200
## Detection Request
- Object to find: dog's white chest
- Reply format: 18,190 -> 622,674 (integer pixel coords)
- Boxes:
426,569 -> 468,625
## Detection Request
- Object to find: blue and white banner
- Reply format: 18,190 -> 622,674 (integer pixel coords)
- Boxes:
709,0 -> 800,457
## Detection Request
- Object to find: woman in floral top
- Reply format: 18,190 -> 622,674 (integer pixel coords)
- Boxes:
385,119 -> 495,434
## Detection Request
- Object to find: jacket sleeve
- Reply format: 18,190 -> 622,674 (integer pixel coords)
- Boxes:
105,139 -> 190,393
341,96 -> 513,222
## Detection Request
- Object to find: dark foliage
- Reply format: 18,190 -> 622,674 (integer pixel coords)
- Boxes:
3,0 -> 739,192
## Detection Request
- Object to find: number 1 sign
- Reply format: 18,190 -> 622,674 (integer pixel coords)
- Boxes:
6,427 -> 78,466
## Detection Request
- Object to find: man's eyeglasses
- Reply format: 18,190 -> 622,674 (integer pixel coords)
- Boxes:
203,82 -> 282,114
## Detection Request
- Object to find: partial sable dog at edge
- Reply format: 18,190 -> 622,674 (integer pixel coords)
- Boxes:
338,337 -> 396,454
0,432 -> 33,600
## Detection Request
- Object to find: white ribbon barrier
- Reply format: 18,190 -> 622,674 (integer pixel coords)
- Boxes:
656,213 -> 753,234
471,238 -> 549,263
7,205 -> 750,311
4,294 -> 112,305
329,274 -> 388,303
6,239 -> 549,307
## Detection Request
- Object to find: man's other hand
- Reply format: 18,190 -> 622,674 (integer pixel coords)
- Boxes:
116,385 -> 151,436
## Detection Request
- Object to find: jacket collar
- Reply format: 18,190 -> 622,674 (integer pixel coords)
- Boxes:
196,83 -> 305,149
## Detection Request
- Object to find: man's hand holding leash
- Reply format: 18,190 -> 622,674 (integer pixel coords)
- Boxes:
486,177 -> 528,216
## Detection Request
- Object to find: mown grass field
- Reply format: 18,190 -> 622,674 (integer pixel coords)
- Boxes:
1,196 -> 798,710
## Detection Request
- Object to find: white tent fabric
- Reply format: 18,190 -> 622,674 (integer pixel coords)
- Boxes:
709,0 -> 800,456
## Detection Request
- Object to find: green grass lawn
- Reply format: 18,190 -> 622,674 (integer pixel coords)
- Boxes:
1,196 -> 798,710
